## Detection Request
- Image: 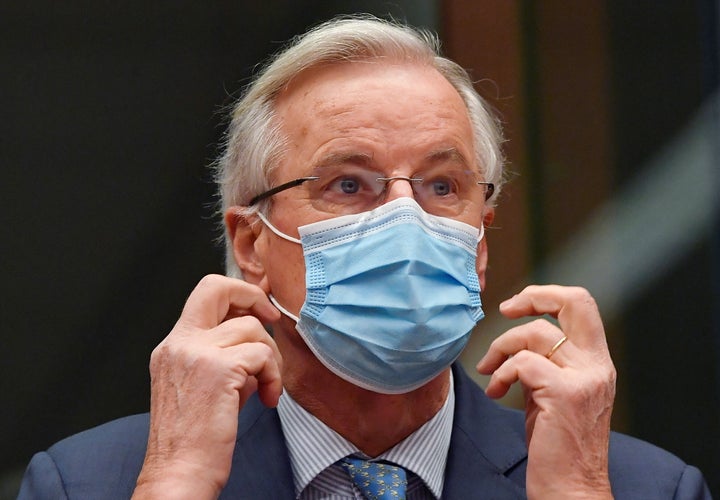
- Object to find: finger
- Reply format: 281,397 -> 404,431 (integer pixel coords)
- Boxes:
499,285 -> 606,350
476,319 -> 564,374
212,315 -> 279,350
237,376 -> 259,409
180,274 -> 280,330
225,342 -> 283,407
485,349 -> 558,400
213,316 -> 283,374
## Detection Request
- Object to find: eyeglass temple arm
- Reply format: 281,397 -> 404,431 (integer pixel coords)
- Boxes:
478,181 -> 494,201
248,177 -> 319,206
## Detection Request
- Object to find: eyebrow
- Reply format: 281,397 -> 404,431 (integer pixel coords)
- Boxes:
424,147 -> 471,167
311,147 -> 472,173
314,151 -> 375,169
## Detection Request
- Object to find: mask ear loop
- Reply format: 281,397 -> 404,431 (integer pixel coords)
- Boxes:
256,212 -> 302,244
478,223 -> 485,242
255,214 -> 303,320
268,294 -> 300,322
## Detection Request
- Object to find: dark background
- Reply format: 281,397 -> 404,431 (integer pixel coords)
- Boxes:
2,1 -> 718,497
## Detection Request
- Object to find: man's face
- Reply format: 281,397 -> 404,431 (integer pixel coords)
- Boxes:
235,61 -> 490,319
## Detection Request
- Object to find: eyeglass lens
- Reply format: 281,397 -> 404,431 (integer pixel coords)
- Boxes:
301,164 -> 489,216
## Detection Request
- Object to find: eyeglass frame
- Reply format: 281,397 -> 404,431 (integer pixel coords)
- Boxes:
248,174 -> 495,206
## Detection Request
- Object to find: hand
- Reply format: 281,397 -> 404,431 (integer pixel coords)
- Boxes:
476,285 -> 616,499
133,274 -> 282,499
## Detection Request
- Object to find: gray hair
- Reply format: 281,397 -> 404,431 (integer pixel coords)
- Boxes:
215,14 -> 505,277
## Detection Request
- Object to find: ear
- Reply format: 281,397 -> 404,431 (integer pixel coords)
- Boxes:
476,208 -> 495,291
224,207 -> 269,289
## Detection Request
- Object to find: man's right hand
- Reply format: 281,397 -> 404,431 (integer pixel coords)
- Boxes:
132,274 -> 282,499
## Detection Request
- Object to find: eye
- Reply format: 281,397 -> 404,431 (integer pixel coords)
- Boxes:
336,176 -> 361,194
427,176 -> 454,196
322,171 -> 378,198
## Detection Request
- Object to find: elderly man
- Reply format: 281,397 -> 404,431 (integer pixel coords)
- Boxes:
19,16 -> 710,499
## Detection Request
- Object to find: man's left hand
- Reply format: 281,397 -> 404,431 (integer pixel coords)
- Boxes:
476,285 -> 616,499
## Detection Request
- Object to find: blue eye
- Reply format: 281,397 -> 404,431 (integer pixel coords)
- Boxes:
429,178 -> 452,196
338,177 -> 361,194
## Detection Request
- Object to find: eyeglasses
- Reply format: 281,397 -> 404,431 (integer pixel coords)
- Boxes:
248,164 -> 494,217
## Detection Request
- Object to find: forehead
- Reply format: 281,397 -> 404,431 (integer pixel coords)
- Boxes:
272,60 -> 475,176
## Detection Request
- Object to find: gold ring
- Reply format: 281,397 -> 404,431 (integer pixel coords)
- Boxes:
546,336 -> 568,359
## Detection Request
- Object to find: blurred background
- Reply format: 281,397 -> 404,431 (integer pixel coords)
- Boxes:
2,1 -> 718,497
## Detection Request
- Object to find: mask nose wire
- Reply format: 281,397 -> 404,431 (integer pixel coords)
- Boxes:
256,211 -> 302,244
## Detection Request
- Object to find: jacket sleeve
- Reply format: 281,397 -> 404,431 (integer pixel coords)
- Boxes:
674,464 -> 713,500
15,414 -> 150,499
17,451 -> 69,500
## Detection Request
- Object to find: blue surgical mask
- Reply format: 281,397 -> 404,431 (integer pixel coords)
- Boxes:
258,197 -> 485,394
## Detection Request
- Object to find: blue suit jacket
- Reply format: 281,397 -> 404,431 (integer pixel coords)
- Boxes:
19,364 -> 711,499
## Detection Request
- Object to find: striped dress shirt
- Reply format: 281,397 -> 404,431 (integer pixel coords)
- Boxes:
276,373 -> 455,499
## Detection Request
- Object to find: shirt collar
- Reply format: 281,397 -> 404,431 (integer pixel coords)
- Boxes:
277,372 -> 455,498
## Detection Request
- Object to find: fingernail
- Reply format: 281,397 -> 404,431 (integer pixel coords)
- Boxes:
475,356 -> 489,373
499,295 -> 516,310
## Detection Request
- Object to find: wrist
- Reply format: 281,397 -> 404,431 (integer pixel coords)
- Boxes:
133,457 -> 223,500
528,480 -> 613,500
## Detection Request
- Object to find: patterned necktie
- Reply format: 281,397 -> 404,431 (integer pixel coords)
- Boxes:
339,456 -> 408,500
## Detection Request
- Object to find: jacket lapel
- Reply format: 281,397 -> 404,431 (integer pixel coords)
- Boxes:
442,364 -> 528,499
